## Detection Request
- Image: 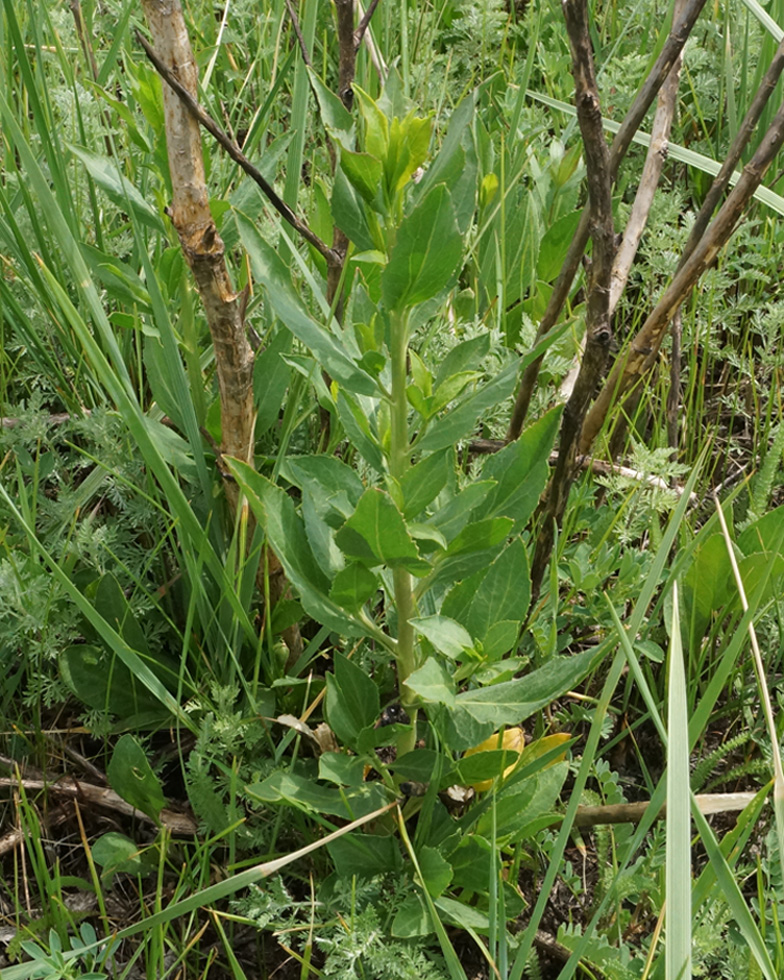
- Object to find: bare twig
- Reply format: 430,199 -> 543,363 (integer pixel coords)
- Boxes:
135,30 -> 338,265
284,0 -> 313,67
138,2 -> 302,662
335,0 -> 358,109
530,0 -> 615,601
580,32 -> 784,454
683,33 -> 784,259
505,0 -> 708,442
355,0 -> 382,49
580,98 -> 784,453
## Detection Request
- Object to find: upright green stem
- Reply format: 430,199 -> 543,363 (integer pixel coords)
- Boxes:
389,309 -> 417,757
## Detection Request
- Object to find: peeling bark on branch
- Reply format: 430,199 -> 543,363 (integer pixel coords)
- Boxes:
136,30 -> 338,265
139,0 -> 300,657
139,0 -> 253,477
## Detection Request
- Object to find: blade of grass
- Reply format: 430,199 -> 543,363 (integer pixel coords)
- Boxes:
714,495 -> 784,873
0,800 -> 400,980
527,91 -> 784,216
396,805 -> 469,980
665,581 -> 691,980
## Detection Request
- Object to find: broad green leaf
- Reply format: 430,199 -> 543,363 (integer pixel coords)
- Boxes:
738,504 -> 784,554
254,328 -> 293,435
476,763 -> 568,842
410,349 -> 433,396
326,653 -> 380,747
337,390 -> 386,473
434,334 -> 491,389
682,533 -> 732,644
335,488 -> 427,572
224,460 -> 366,636
400,449 -> 451,519
405,657 -> 456,708
284,455 -> 365,519
330,562 -> 379,610
422,371 -> 484,418
107,735 -> 166,822
415,360 -> 519,453
392,749 -> 441,782
442,707 -> 495,752
340,149 -> 383,204
354,85 -> 389,161
452,647 -> 599,727
455,749 -> 522,789
60,644 -> 168,726
408,523 -> 448,552
392,894 -> 432,938
145,336 -> 186,432
441,517 -> 513,557
247,771 -> 388,819
80,244 -> 152,312
434,896 -> 491,933
301,490 -> 344,577
68,145 -> 165,232
319,752 -> 367,787
442,539 -> 530,654
416,93 -> 477,234
92,832 -> 155,882
537,209 -> 582,282
238,215 -> 377,395
386,114 -> 432,194
410,616 -> 475,659
332,166 -> 377,252
418,845 -> 453,898
382,185 -> 462,311
448,836 -> 500,894
306,68 -> 354,148
327,833 -> 402,878
429,481 -> 497,542
94,573 -> 150,657
478,407 -> 561,527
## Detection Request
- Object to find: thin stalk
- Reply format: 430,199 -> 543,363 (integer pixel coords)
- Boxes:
389,309 -> 417,756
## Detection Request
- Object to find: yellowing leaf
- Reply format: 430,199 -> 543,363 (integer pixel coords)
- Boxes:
463,727 -> 525,792
462,730 -> 570,793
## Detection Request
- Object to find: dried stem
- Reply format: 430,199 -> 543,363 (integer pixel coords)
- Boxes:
609,0 -> 685,314
335,0 -> 358,108
505,0 -> 708,442
667,307 -> 683,453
